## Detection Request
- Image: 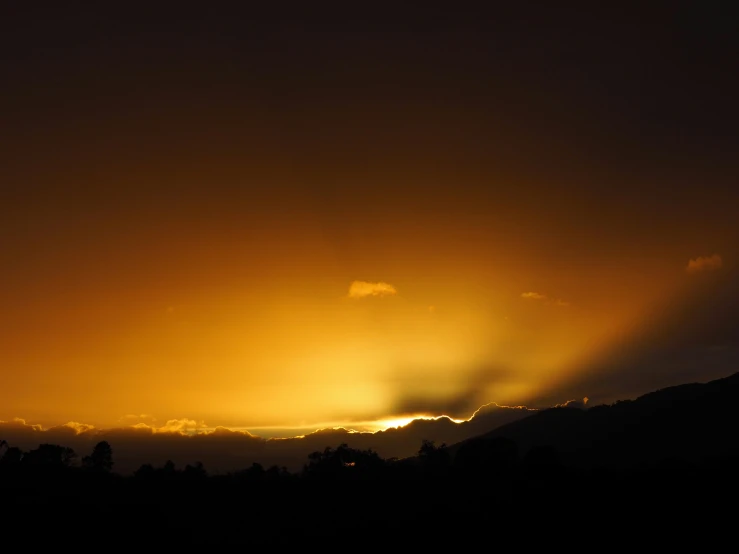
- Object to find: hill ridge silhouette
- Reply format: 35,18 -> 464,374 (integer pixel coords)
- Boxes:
446,369 -> 739,468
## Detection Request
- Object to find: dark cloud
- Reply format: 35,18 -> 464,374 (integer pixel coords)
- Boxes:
535,260 -> 739,407
389,396 -> 481,420
389,365 -> 517,419
461,403 -> 538,438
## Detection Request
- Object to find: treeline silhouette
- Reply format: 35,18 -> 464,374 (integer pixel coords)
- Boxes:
0,437 -> 565,482
2,435 -> 738,546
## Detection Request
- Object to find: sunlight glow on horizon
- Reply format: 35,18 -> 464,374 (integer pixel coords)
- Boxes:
201,413 -> 471,438
0,189 -> 725,429
2,411 -> 477,442
372,414 -> 467,431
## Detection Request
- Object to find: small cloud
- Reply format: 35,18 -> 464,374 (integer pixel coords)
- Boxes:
521,291 -> 570,307
119,414 -> 157,425
686,254 -> 723,273
130,423 -> 156,432
156,419 -> 207,434
348,280 -> 398,299
62,422 -> 96,434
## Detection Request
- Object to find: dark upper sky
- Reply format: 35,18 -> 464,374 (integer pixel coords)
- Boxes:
4,4 -> 736,173
2,3 -> 738,430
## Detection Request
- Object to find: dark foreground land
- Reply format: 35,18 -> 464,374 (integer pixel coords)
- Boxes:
5,373 -> 739,546
2,458 -> 737,547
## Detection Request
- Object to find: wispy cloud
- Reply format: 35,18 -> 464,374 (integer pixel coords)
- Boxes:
521,292 -> 547,301
348,280 -> 398,299
686,254 -> 723,273
521,291 -> 569,307
118,414 -> 157,425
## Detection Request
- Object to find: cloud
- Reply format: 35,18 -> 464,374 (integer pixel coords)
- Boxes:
55,422 -> 96,435
536,263 -> 739,409
387,364 -> 519,420
463,402 -> 538,436
119,414 -> 157,424
686,254 -> 723,273
521,292 -> 569,307
208,426 -> 258,438
347,280 -> 397,299
0,417 -> 45,433
555,398 -> 588,409
156,419 -> 207,434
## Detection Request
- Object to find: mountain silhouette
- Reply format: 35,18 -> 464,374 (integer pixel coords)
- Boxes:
255,403 -> 535,471
6,373 -> 739,475
448,371 -> 739,469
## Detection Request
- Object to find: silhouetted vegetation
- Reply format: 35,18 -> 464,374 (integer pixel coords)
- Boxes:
82,441 -> 114,472
4,373 -> 739,545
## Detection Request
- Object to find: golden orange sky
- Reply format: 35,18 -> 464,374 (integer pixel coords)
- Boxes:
1,5 -> 737,435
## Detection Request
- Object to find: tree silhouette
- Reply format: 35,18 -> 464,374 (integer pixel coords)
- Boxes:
82,441 -> 114,472
134,463 -> 155,479
23,444 -> 76,468
418,439 -> 451,477
0,446 -> 24,466
303,443 -> 386,479
233,462 -> 266,482
418,439 -> 451,472
265,464 -> 291,480
183,461 -> 207,480
454,437 -> 519,476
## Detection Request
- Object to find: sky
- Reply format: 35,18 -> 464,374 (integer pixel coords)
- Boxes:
2,4 -> 738,441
